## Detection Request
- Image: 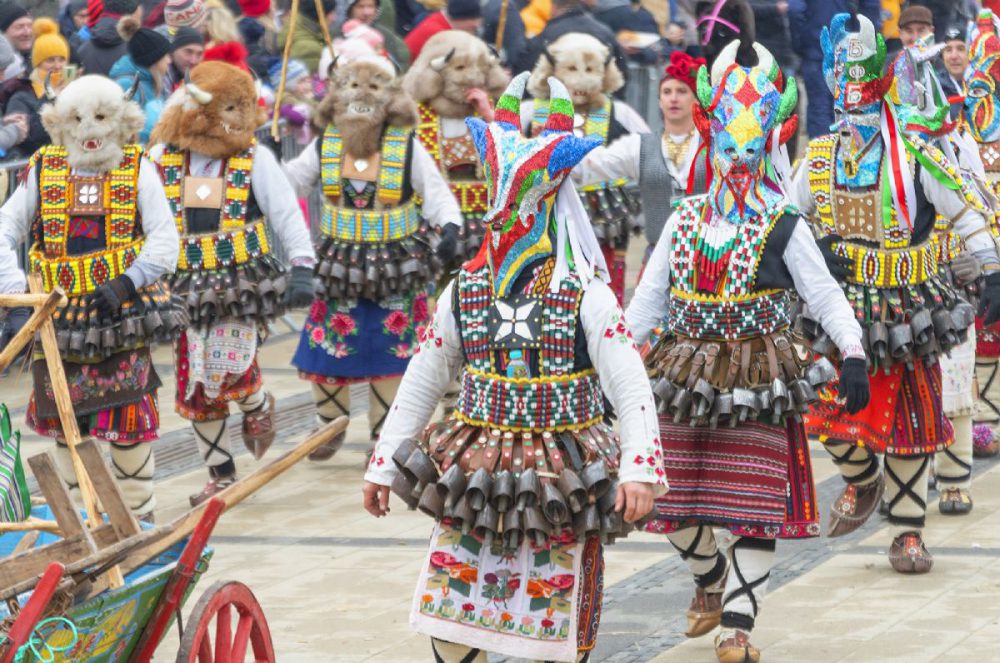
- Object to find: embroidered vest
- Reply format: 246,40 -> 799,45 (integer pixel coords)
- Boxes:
159,142 -> 271,272
319,125 -> 421,243
667,197 -> 791,341
28,145 -> 143,296
532,96 -> 627,193
454,265 -> 604,432
414,103 -> 488,215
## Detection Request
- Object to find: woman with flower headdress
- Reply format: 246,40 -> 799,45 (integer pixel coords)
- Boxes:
574,51 -> 708,258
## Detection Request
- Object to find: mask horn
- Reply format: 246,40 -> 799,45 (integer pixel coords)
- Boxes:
326,55 -> 340,80
184,71 -> 213,105
541,76 -> 575,135
430,47 -> 455,71
43,71 -> 56,101
493,70 -> 529,132
711,40 -> 740,86
123,73 -> 141,101
752,43 -> 777,82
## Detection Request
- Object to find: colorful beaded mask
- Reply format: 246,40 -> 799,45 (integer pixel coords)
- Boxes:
890,38 -> 954,137
965,10 -> 1000,143
466,72 -> 601,297
693,40 -> 796,224
822,14 -> 890,132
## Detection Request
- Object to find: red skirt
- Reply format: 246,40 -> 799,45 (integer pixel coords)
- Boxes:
645,418 -> 819,539
805,361 -> 953,456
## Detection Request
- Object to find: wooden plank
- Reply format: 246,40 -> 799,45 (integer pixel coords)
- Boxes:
10,531 -> 40,556
26,452 -> 93,548
0,520 -> 60,535
0,293 -> 67,307
0,289 -> 64,374
75,440 -> 141,542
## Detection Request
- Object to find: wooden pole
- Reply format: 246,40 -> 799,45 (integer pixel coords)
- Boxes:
495,0 -> 509,53
314,0 -> 336,63
26,275 -> 124,588
0,289 -> 66,374
0,519 -> 61,534
271,0 -> 299,141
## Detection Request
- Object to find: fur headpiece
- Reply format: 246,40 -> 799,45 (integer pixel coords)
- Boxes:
528,32 -> 623,111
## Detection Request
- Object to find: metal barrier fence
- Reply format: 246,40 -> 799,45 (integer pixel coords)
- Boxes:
623,62 -> 663,134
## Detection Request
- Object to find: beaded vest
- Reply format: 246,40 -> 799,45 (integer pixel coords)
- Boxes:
319,124 -> 421,243
159,141 -> 271,273
414,103 -> 488,216
531,96 -> 626,193
667,197 -> 791,341
454,264 -> 604,432
28,145 -> 143,296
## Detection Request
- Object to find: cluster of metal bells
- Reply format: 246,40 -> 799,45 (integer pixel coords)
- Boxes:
315,234 -> 437,301
583,186 -> 641,246
456,217 -> 487,261
388,439 -> 640,547
801,300 -> 975,373
53,292 -> 188,360
651,356 -> 839,427
171,262 -> 288,328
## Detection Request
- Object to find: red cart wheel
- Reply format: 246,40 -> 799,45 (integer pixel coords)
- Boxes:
176,580 -> 275,663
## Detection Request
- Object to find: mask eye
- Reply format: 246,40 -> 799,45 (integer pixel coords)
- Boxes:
969,87 -> 989,98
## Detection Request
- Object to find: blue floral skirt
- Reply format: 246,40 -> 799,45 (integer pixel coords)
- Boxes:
293,291 -> 430,383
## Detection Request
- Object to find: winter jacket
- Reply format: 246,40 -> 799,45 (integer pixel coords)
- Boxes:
278,13 -> 331,73
78,16 -> 128,77
788,1 -> 882,63
482,0 -> 527,68
749,0 -> 795,69
110,55 -> 166,144
6,87 -> 50,159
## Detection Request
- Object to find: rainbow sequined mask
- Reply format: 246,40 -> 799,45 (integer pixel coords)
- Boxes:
890,37 -> 954,137
692,40 -> 796,225
965,10 -> 1000,144
466,72 -> 601,297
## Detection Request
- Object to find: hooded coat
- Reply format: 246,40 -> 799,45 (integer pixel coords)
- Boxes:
78,15 -> 128,76
109,54 -> 165,144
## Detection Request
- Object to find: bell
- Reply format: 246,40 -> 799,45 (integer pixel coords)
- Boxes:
581,461 -> 611,498
391,438 -> 419,470
466,468 -> 493,511
502,508 -> 524,548
770,378 -> 789,424
435,463 -> 467,507
932,308 -> 959,350
515,468 -> 541,511
390,473 -> 419,509
691,378 -> 715,422
56,329 -> 71,353
810,332 -> 835,358
670,388 -> 693,423
524,505 -> 550,548
952,300 -> 976,330
888,323 -> 914,364
142,309 -> 163,335
573,503 -> 600,540
597,480 -> 619,514
542,482 -> 570,526
473,503 -> 500,548
732,388 -> 759,425
652,378 -> 677,409
755,387 -> 773,417
403,448 -> 439,484
909,308 -> 933,347
556,469 -> 587,513
789,379 -> 818,412
492,470 -> 515,513
709,392 -> 734,428
452,495 -> 476,535
84,326 -> 101,356
70,329 -> 86,354
417,483 -> 445,519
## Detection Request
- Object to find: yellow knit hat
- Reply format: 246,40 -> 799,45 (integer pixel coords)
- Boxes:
32,18 -> 69,68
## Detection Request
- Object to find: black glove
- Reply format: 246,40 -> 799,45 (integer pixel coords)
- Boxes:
436,224 -> 460,264
283,265 -> 316,308
89,275 -> 136,318
837,356 -> 870,415
950,251 -> 981,286
816,234 -> 853,281
979,272 -> 1000,326
0,306 -> 30,353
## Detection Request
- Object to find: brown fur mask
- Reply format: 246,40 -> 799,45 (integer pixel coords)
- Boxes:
150,61 -> 266,159
402,31 -> 509,117
314,56 -> 418,158
40,75 -> 145,172
527,33 -> 624,112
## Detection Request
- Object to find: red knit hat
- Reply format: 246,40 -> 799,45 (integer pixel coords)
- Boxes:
662,51 -> 705,93
87,0 -> 104,28
238,0 -> 270,18
204,41 -> 249,71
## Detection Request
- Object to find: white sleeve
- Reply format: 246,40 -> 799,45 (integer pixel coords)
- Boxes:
923,168 -> 1000,266
252,146 -> 316,264
625,208 -> 676,345
784,219 -> 864,358
411,141 -> 463,230
0,170 -> 36,293
282,138 -> 321,198
581,281 -> 667,493
612,100 -> 651,134
574,133 -> 641,186
787,159 -> 816,217
363,280 -> 465,486
125,157 -> 180,288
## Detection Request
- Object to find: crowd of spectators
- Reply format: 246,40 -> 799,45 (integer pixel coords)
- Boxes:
0,0 -> 989,160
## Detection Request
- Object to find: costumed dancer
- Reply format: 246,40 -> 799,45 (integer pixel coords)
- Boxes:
889,37 -> 1000,514
574,51 -> 709,259
790,14 -> 1000,574
0,76 -> 186,521
627,42 -> 868,663
148,60 -> 317,506
402,30 -> 510,263
283,55 -> 463,461
523,32 -> 651,305
961,11 -> 1000,456
361,73 -> 667,663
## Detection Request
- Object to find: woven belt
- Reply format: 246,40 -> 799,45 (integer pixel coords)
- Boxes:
455,368 -> 605,432
668,289 -> 791,341
321,199 -> 421,243
839,239 -> 938,287
30,239 -> 142,296
178,220 -> 270,271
